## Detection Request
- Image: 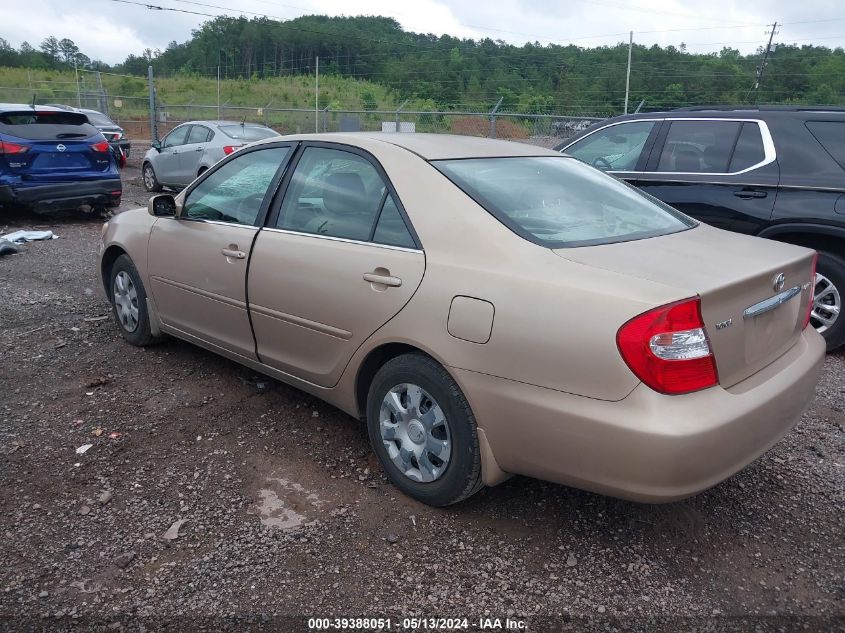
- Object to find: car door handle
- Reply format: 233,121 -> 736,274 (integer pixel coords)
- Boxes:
221,247 -> 246,259
734,189 -> 767,199
194,147 -> 204,152
363,272 -> 402,287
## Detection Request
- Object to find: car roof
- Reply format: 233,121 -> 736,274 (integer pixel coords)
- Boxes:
172,120 -> 273,128
0,103 -> 74,114
254,132 -> 562,160
597,106 -> 845,126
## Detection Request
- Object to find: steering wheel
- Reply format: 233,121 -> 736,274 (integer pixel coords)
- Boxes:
592,157 -> 613,171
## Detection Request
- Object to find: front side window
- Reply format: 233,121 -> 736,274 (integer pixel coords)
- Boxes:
656,120 -> 741,173
806,121 -> 845,171
276,147 -> 387,241
435,156 -> 694,248
163,125 -> 190,148
565,121 -> 655,171
183,147 -> 290,225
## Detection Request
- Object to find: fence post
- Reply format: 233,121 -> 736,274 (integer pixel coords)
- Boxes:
395,99 -> 409,133
147,65 -> 158,143
263,101 -> 272,127
322,105 -> 330,133
489,97 -> 503,138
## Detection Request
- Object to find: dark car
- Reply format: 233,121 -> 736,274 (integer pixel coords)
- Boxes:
47,105 -> 131,160
0,104 -> 122,214
557,106 -> 845,350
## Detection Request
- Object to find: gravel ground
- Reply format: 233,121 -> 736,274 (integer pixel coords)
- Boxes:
0,155 -> 843,632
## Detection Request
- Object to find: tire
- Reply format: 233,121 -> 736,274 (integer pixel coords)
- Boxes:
366,353 -> 484,506
813,250 -> 845,351
108,254 -> 159,346
142,162 -> 162,193
197,166 -> 208,178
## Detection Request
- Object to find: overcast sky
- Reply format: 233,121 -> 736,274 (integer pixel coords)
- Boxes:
1,0 -> 844,64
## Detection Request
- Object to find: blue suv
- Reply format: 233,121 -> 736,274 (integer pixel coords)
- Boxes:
0,104 -> 122,213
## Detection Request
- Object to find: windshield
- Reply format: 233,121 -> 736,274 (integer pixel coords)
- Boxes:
434,156 -> 695,248
218,125 -> 278,141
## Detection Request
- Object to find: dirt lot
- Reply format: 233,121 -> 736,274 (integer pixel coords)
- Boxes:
0,156 -> 843,632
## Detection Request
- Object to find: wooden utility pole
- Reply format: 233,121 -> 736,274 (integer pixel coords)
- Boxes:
750,22 -> 778,102
624,31 -> 633,115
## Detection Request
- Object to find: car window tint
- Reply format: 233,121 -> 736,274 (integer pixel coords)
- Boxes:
183,147 -> 290,225
187,125 -> 210,144
806,121 -> 845,171
565,121 -> 655,171
728,122 -> 766,172
277,147 -> 387,241
656,120 -> 741,173
163,126 -> 190,148
373,196 -> 415,248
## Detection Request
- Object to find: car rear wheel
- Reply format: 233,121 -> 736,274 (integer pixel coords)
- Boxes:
109,254 -> 159,346
142,162 -> 162,193
813,251 -> 844,351
366,353 -> 484,506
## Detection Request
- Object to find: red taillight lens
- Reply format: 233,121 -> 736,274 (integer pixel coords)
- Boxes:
91,141 -> 110,152
0,140 -> 29,154
222,145 -> 241,155
617,297 -> 719,395
803,252 -> 818,330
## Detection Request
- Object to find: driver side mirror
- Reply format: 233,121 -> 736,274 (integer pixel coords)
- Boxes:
148,193 -> 177,217
151,140 -> 161,151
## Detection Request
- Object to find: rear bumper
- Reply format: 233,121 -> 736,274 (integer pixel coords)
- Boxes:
456,328 -> 825,502
0,179 -> 122,211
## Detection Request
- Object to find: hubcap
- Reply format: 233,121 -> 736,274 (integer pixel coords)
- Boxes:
112,271 -> 140,333
379,383 -> 451,483
811,272 -> 841,334
143,166 -> 155,189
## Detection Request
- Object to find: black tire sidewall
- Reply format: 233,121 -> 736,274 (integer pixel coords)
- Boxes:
366,354 -> 481,507
816,251 -> 845,351
110,255 -> 154,346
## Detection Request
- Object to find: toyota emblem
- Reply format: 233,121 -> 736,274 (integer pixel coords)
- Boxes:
56,144 -> 66,152
773,272 -> 785,292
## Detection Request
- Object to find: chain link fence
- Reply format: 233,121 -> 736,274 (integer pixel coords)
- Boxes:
0,85 -> 604,149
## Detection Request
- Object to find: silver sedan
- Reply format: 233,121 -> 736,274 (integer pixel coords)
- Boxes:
141,120 -> 279,191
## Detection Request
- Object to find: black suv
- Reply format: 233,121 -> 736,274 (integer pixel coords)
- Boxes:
558,106 -> 845,350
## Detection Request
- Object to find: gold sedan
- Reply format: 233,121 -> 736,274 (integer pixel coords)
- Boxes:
100,133 -> 824,507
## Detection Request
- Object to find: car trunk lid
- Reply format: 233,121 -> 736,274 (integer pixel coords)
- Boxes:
554,224 -> 816,388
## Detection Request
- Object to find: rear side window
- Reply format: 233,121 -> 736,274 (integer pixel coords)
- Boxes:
657,120 -> 741,173
728,122 -> 765,172
219,125 -> 278,141
276,147 -> 387,241
0,110 -> 98,140
806,121 -> 845,170
373,196 -> 416,248
187,126 -> 212,144
435,156 -> 694,248
565,121 -> 655,171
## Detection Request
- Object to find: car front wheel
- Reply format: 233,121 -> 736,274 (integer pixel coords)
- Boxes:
812,251 -> 844,351
109,254 -> 159,346
366,353 -> 484,506
142,162 -> 162,193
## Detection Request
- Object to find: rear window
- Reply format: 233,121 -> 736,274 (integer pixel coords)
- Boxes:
0,111 -> 99,140
218,125 -> 278,141
806,121 -> 845,171
435,156 -> 695,248
83,111 -> 116,127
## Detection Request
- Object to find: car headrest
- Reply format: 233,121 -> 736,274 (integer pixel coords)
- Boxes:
674,149 -> 702,172
323,172 -> 367,215
702,145 -> 727,172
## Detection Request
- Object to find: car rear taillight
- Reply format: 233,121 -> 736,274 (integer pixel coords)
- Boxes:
91,141 -> 110,152
803,252 -> 818,330
222,145 -> 241,155
617,297 -> 719,395
0,140 -> 29,154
